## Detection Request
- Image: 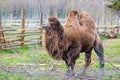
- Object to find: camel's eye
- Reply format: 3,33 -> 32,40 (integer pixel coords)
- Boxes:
49,22 -> 54,26
47,22 -> 56,30
47,22 -> 53,27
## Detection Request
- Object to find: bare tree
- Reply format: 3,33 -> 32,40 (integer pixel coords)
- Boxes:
0,0 -> 111,22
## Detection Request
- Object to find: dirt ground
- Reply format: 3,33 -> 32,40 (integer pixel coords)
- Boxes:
103,38 -> 120,47
0,65 -> 120,80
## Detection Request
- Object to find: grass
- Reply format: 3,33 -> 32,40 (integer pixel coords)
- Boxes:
0,36 -> 120,79
0,45 -> 50,66
101,36 -> 108,40
117,34 -> 120,38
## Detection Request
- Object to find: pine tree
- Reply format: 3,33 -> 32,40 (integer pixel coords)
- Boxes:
107,0 -> 120,11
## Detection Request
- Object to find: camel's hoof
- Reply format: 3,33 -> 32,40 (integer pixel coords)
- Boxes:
65,71 -> 75,76
80,72 -> 87,76
100,68 -> 105,77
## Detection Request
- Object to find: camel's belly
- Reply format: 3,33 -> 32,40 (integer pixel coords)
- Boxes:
81,45 -> 92,52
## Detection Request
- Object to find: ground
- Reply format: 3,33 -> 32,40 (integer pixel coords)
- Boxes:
0,38 -> 120,80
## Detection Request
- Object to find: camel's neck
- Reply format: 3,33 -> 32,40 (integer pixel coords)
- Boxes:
45,31 -> 59,48
44,30 -> 64,59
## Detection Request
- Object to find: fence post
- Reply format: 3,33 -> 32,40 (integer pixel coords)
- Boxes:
110,10 -> 112,27
0,8 -> 2,45
103,14 -> 107,33
20,9 -> 25,46
97,14 -> 100,27
96,14 -> 100,33
0,8 -> 5,49
38,27 -> 42,44
40,11 -> 43,25
116,16 -> 119,34
37,11 -> 43,44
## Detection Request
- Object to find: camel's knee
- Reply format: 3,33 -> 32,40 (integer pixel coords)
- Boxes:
85,59 -> 91,67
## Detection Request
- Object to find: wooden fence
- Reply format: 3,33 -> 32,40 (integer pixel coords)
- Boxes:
0,9 -> 120,50
0,9 -> 43,50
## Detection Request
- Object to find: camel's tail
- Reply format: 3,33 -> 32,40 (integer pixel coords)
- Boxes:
93,44 -> 104,57
93,43 -> 104,68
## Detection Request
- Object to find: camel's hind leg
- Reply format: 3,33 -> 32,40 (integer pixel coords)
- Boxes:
94,44 -> 104,76
94,34 -> 104,69
94,44 -> 104,69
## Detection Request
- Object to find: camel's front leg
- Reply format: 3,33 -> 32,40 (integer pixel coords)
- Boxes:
63,47 -> 81,76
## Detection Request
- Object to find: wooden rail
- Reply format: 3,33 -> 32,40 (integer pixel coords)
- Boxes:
0,9 -> 43,50
0,9 -> 120,50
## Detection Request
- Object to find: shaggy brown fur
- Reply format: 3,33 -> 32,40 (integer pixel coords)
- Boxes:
43,10 -> 104,76
79,12 -> 96,30
79,12 -> 104,72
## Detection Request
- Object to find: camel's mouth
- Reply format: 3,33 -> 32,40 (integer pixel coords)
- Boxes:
41,24 -> 47,29
41,24 -> 50,31
41,23 -> 56,32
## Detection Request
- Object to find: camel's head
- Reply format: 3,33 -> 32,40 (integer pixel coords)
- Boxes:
42,16 -> 62,31
42,16 -> 64,38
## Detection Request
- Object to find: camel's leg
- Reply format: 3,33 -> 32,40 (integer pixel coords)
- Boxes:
94,44 -> 104,76
70,53 -> 79,74
64,47 -> 80,76
83,49 -> 92,73
64,58 -> 71,73
94,44 -> 104,69
93,35 -> 104,69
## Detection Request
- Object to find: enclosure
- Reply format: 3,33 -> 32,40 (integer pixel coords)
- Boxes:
0,0 -> 120,80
